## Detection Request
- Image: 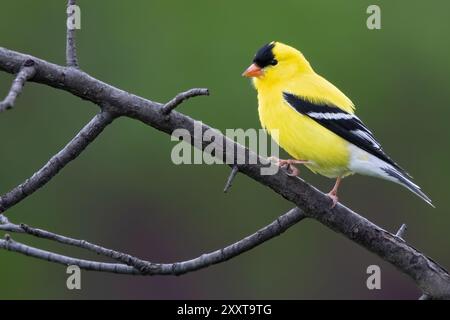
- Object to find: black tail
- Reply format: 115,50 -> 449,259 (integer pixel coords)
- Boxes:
382,167 -> 434,207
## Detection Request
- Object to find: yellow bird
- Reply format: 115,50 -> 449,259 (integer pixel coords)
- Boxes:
243,41 -> 433,207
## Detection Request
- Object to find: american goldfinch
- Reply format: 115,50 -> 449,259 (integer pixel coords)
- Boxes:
243,41 -> 433,207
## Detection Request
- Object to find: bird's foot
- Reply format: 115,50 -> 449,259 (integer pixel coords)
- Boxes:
326,177 -> 342,209
267,157 -> 309,177
326,191 -> 339,209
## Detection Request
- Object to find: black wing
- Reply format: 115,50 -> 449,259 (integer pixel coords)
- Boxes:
283,92 -> 409,176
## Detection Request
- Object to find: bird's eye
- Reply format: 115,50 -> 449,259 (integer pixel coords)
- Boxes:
270,59 -> 278,66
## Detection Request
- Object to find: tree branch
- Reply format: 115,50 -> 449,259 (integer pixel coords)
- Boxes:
0,59 -> 35,112
223,165 -> 239,193
66,0 -> 79,68
0,208 -> 306,275
395,223 -> 407,239
0,110 -> 115,213
0,234 -> 140,275
0,46 -> 449,298
161,88 -> 209,115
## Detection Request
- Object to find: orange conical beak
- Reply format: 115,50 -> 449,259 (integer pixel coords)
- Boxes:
242,63 -> 263,78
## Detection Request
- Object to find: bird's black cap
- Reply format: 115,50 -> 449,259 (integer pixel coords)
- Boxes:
253,42 -> 278,68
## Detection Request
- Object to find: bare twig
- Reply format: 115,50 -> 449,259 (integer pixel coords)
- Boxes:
0,208 -> 306,275
0,215 -> 129,264
0,60 -> 35,111
0,47 -> 449,297
0,235 -> 140,274
396,223 -> 407,239
0,110 -> 115,213
223,165 -> 239,193
161,88 -> 209,115
419,294 -> 431,300
66,0 -> 79,67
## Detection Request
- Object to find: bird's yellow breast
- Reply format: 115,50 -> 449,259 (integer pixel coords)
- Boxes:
257,90 -> 351,178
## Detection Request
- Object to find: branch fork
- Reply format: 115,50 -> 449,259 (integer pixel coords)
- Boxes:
0,208 -> 306,276
161,88 -> 209,115
0,59 -> 35,112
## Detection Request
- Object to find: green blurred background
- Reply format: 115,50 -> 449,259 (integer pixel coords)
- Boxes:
0,0 -> 449,299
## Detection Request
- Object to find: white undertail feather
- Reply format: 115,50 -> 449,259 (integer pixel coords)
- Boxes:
348,145 -> 433,207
